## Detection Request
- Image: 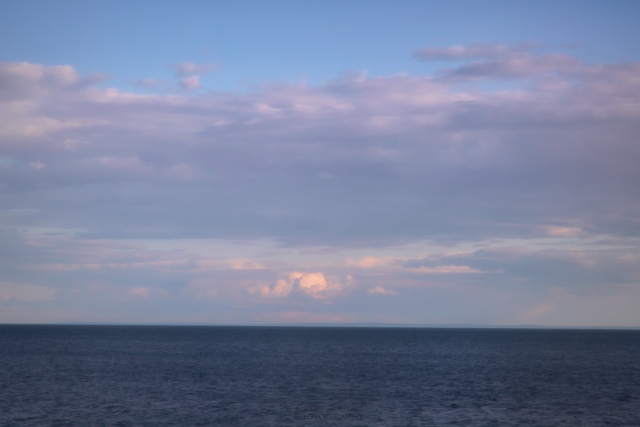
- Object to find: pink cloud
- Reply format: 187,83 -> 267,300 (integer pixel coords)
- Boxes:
228,259 -> 264,270
128,287 -> 150,298
247,272 -> 355,299
346,256 -> 396,268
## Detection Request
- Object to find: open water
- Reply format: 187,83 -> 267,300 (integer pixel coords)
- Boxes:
1,325 -> 639,426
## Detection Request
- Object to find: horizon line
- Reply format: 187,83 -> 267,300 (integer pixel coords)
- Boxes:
2,322 -> 639,330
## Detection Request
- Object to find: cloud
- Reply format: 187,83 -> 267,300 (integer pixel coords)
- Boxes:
0,62 -> 79,100
250,310 -> 359,324
405,265 -> 485,274
1,46 -> 640,324
542,226 -> 582,237
3,223 -> 640,325
2,55 -> 640,247
346,257 -> 396,268
441,52 -> 583,80
402,246 -> 640,293
367,286 -> 397,295
179,75 -> 200,90
132,62 -> 222,92
247,279 -> 292,298
183,280 -> 219,299
128,287 -> 150,298
128,77 -> 169,91
228,259 -> 264,270
0,281 -> 55,301
292,272 -> 330,298
414,43 -> 583,80
173,62 -> 221,77
413,42 -> 540,61
248,272 -> 354,299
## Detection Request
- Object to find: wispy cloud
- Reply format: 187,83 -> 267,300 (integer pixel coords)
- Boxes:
413,42 -> 542,61
173,62 -> 221,77
366,286 -> 397,295
414,42 -> 583,80
178,75 -> 200,90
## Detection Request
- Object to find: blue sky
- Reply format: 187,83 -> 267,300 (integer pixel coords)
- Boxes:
2,0 -> 639,89
1,1 -> 640,326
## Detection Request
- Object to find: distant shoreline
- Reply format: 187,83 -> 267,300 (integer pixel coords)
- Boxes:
2,322 -> 639,330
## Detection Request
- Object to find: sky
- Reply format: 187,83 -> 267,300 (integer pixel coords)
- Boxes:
1,0 -> 640,326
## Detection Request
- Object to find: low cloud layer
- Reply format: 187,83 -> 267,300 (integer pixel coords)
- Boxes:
1,43 -> 640,325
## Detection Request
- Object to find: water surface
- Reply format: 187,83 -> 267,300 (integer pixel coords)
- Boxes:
1,325 -> 639,426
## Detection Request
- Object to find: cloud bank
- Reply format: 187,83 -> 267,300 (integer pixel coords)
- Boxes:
1,44 -> 639,325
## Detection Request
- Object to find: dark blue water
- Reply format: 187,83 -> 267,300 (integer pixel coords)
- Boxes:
1,326 -> 639,426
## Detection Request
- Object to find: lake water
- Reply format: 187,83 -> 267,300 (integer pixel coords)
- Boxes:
1,325 -> 639,426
